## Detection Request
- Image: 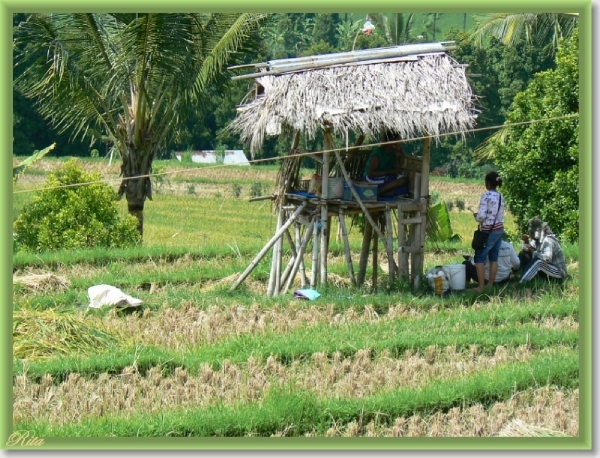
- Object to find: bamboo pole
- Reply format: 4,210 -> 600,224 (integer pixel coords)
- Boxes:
267,208 -> 283,296
229,202 -> 307,292
357,218 -> 373,286
320,127 -> 331,287
274,209 -> 285,295
372,231 -> 379,292
339,208 -> 356,285
283,221 -> 314,293
295,223 -> 308,288
414,136 -> 432,289
397,206 -> 408,281
311,215 -> 320,288
279,228 -> 298,290
420,137 -> 431,200
385,207 -> 395,285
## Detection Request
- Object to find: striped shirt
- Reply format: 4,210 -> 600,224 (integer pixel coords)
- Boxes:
530,229 -> 568,278
475,190 -> 504,232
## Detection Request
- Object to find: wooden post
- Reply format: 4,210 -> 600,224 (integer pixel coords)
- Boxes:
357,217 -> 373,286
283,221 -> 314,293
372,231 -> 378,292
230,202 -> 307,292
385,206 -> 395,285
295,223 -> 308,288
267,209 -> 283,296
415,136 -> 432,289
421,138 -> 431,200
279,228 -> 298,289
339,208 -> 356,285
311,215 -> 320,288
320,127 -> 331,286
397,207 -> 407,281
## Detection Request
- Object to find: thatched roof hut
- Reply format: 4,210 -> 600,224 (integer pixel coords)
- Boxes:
228,43 -> 480,294
228,43 -> 479,157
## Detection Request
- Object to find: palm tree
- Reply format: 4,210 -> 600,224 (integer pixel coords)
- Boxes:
368,13 -> 415,46
14,13 -> 267,237
467,13 -> 578,52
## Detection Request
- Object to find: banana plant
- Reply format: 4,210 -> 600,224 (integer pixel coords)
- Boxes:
13,142 -> 56,183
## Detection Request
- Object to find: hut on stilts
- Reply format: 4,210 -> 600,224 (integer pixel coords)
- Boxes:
227,43 -> 479,295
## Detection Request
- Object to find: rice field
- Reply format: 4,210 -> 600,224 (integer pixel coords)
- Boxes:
11,158 -> 581,444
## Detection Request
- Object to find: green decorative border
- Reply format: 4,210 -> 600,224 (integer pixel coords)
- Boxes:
1,0 -> 592,451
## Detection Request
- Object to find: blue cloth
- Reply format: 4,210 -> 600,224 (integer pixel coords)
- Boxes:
291,191 -> 317,199
474,229 -> 504,264
293,289 -> 321,300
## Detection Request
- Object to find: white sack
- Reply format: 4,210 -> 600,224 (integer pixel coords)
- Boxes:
88,284 -> 143,309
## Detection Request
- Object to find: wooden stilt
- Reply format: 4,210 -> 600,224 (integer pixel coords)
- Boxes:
284,221 -> 314,293
295,223 -> 308,288
385,207 -> 395,285
397,206 -> 408,281
413,136 -> 431,290
358,217 -> 373,286
274,209 -> 284,295
320,126 -> 332,287
230,202 -> 307,292
267,209 -> 283,296
372,231 -> 379,292
279,228 -> 298,289
339,208 -> 356,285
311,215 -> 320,288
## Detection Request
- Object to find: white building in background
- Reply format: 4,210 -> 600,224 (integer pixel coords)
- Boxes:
174,150 -> 250,166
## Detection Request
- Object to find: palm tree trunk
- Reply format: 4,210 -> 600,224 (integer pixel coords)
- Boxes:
117,147 -> 153,238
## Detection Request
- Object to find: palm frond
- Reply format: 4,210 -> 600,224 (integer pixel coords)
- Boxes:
472,127 -> 510,163
467,12 -> 578,50
194,13 -> 268,94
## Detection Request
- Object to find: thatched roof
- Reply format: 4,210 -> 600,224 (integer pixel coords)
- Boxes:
228,43 -> 479,157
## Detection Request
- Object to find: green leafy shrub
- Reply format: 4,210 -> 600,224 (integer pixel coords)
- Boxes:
90,149 -> 100,158
455,198 -> 465,212
232,183 -> 242,198
13,160 -> 140,252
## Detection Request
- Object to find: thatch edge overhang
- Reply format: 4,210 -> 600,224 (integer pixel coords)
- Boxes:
228,44 -> 479,158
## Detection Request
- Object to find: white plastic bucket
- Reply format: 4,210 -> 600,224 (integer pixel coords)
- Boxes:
443,264 -> 466,291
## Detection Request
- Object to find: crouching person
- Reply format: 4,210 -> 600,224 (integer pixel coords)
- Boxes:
519,216 -> 568,283
464,240 -> 520,285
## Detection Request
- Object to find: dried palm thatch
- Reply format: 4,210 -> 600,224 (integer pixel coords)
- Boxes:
13,273 -> 71,294
228,47 -> 479,157
497,419 -> 568,437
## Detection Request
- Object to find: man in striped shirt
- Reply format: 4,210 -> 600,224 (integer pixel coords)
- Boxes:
519,216 -> 568,283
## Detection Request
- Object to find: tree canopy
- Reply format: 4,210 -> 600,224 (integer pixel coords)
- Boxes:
494,29 -> 579,242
